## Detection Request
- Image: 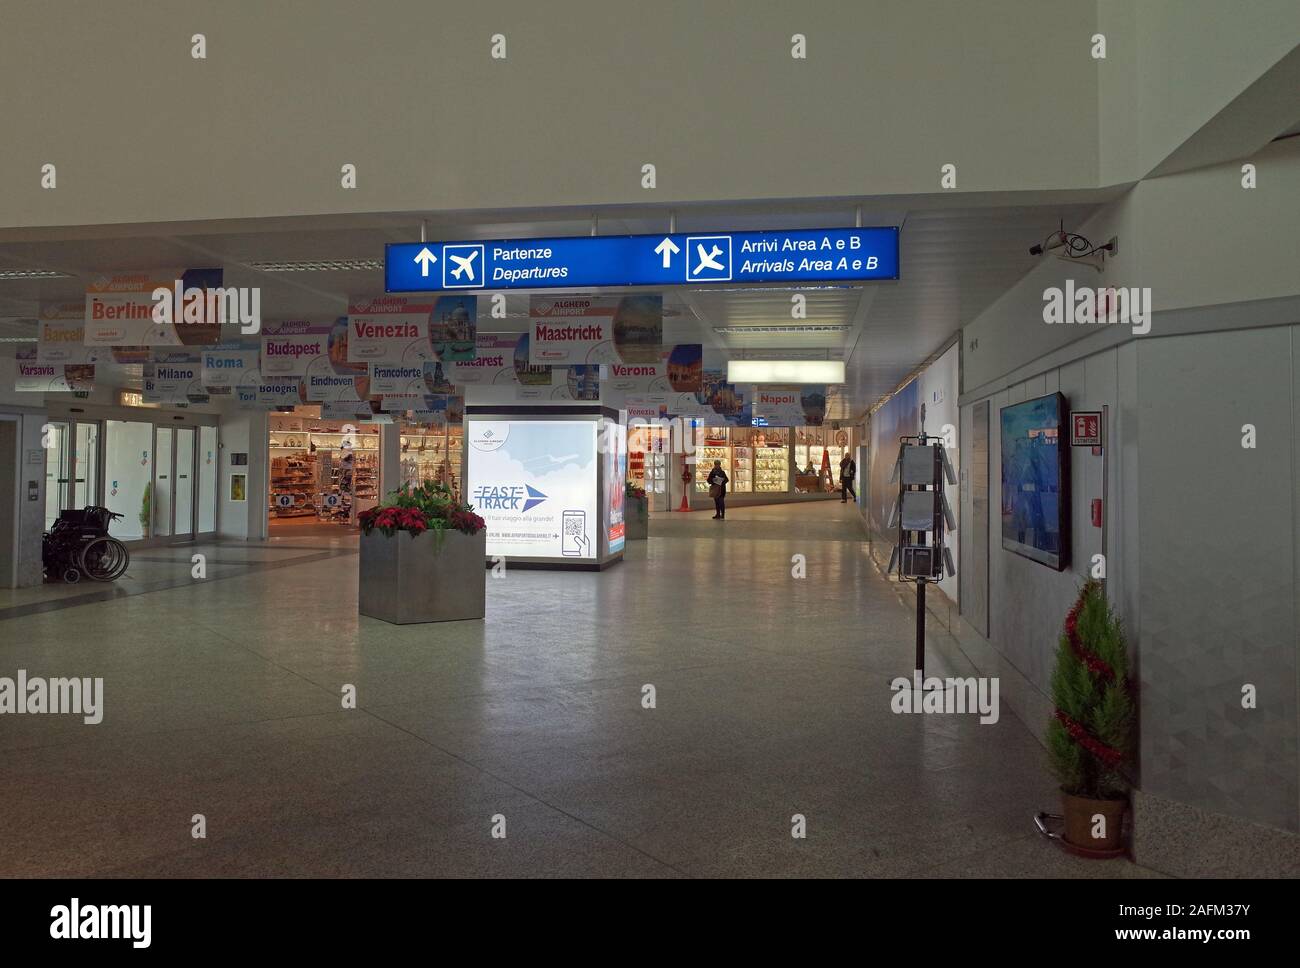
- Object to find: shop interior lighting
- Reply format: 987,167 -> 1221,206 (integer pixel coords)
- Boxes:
727,359 -> 846,384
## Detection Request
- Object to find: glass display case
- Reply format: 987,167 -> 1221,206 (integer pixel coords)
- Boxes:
795,427 -> 851,491
399,424 -> 464,498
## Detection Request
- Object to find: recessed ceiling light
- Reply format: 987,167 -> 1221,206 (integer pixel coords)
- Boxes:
0,269 -> 71,280
713,324 -> 852,335
246,260 -> 383,272
728,359 -> 846,384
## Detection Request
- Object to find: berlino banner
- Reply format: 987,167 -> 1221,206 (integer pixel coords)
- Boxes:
528,294 -> 662,365
84,268 -> 224,348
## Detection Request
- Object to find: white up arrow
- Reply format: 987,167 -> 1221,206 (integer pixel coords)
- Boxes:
413,247 -> 438,277
654,237 -> 681,269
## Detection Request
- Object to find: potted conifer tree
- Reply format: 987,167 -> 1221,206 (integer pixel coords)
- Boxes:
1046,579 -> 1134,855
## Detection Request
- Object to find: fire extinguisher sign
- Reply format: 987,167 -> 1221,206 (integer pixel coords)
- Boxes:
1070,411 -> 1103,447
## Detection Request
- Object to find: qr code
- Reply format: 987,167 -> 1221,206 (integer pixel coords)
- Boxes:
563,517 -> 583,536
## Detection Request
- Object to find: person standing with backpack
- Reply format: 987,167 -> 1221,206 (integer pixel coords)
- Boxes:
839,454 -> 857,504
707,460 -> 729,519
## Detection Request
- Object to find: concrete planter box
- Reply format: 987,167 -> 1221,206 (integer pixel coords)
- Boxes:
625,496 -> 649,540
358,528 -> 487,624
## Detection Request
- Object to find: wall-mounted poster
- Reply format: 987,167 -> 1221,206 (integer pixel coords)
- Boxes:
229,473 -> 247,502
1000,392 -> 1069,571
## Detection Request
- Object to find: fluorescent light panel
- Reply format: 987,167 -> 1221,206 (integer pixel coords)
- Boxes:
713,324 -> 851,335
728,359 -> 845,384
0,269 -> 71,280
247,260 -> 382,272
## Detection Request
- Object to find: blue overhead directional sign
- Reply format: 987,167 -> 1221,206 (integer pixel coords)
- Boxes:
385,226 -> 899,293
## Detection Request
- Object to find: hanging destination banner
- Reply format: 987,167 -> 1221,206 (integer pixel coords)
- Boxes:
528,294 -> 662,365
385,227 -> 899,292
14,348 -> 93,393
447,334 -> 519,386
84,268 -> 224,347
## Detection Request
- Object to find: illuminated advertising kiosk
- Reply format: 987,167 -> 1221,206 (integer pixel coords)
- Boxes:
464,405 -> 627,570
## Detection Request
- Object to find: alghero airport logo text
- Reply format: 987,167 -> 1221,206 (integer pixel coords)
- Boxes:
50,899 -> 150,949
151,280 -> 261,334
1043,283 -> 1151,335
0,670 -> 103,724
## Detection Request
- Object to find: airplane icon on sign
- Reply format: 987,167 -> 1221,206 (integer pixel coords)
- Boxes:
442,244 -> 486,288
449,250 -> 478,281
695,243 -> 725,274
685,235 -> 732,281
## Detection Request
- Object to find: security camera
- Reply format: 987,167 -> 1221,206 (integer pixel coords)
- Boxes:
1030,223 -> 1118,272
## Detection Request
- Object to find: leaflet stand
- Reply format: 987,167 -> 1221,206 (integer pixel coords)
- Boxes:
885,421 -> 957,678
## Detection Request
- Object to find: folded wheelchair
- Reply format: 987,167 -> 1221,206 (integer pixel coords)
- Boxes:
42,506 -> 131,584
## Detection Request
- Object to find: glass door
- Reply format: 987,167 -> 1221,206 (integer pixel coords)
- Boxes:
174,427 -> 195,538
43,420 -> 70,530
44,419 -> 102,529
72,421 -> 100,511
154,428 -> 173,538
198,426 -> 218,534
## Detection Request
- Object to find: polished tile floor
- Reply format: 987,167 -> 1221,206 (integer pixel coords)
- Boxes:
0,503 -> 1161,877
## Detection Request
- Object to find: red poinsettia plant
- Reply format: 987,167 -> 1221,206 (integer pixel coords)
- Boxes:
358,480 -> 486,541
625,481 -> 647,501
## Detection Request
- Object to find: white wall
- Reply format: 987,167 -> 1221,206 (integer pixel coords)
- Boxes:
215,403 -> 268,540
0,0 -> 1103,228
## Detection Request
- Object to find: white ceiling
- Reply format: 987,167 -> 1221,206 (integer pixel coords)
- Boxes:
0,198 -> 1102,419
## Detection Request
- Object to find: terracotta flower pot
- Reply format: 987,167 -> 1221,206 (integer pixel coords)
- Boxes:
1061,790 -> 1126,853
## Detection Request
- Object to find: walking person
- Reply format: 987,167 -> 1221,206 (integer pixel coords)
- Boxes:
839,453 -> 857,504
707,460 -> 729,519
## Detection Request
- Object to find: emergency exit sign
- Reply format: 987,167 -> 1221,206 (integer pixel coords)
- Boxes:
1070,411 -> 1102,447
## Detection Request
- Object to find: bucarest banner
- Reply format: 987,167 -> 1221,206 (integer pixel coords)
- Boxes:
447,334 -> 518,385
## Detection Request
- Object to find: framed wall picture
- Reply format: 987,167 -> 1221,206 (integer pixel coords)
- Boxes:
229,473 -> 247,502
